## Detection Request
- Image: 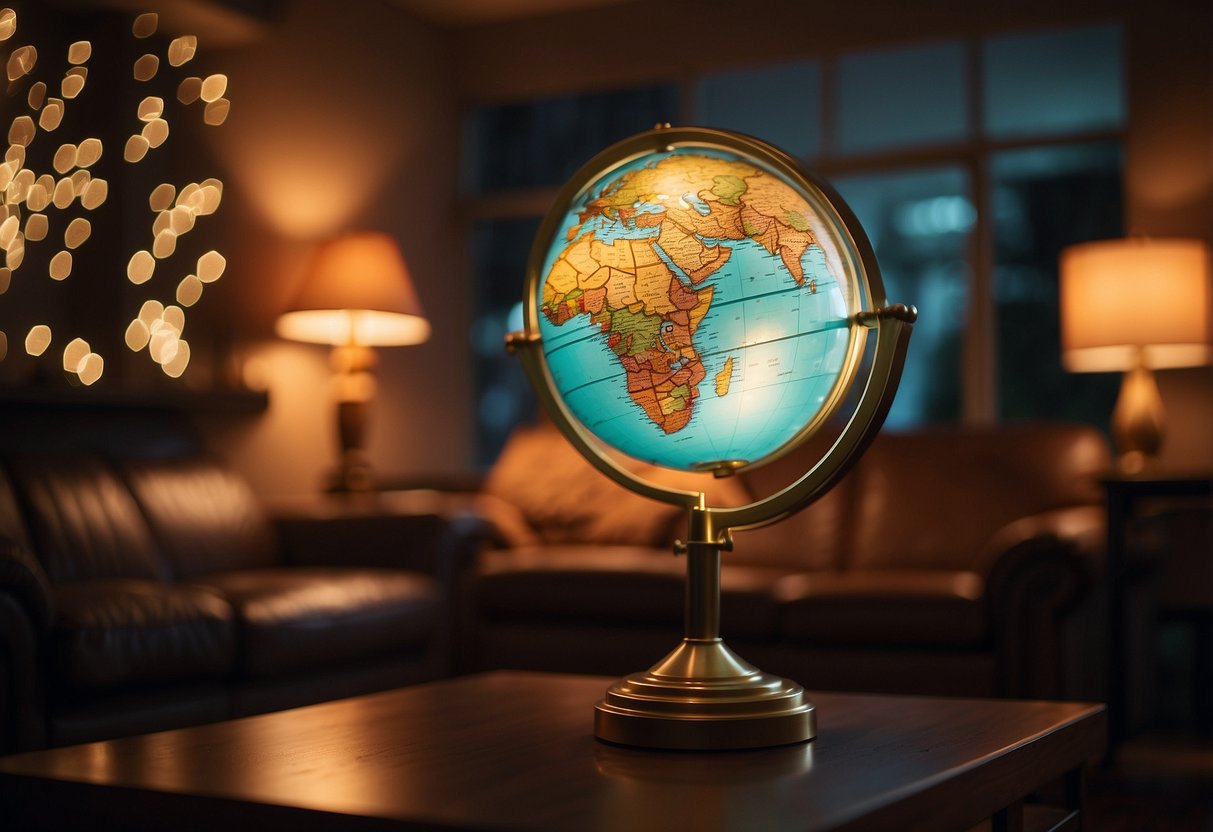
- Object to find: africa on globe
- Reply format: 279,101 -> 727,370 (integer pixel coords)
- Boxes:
531,129 -> 860,473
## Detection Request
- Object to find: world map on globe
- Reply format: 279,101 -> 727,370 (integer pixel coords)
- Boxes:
536,145 -> 855,472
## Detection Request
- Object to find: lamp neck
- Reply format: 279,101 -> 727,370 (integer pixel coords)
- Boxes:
330,343 -> 376,374
1112,358 -> 1164,474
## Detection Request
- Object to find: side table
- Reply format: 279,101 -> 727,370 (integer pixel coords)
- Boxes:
1103,474 -> 1213,751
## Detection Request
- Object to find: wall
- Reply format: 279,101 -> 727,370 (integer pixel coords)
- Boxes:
191,0 -> 471,496
1123,1 -> 1213,473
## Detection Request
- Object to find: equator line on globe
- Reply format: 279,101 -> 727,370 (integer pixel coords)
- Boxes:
535,136 -> 854,473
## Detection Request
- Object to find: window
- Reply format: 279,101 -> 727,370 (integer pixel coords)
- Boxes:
695,61 -> 822,159
983,23 -> 1124,139
833,167 -> 971,428
469,217 -> 541,464
837,41 -> 969,155
993,142 -> 1123,426
464,85 -> 679,463
466,85 -> 680,193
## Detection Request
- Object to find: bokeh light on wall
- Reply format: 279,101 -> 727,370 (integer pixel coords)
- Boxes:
0,7 -> 231,385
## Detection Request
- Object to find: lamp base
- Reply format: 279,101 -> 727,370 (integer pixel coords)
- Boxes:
330,397 -> 374,492
594,639 -> 816,750
328,450 -> 374,493
1112,363 -> 1165,475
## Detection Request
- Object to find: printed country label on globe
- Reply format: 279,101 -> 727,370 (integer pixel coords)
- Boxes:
533,137 -> 861,473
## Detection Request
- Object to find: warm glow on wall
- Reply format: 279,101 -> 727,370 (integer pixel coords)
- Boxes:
220,135 -> 393,240
206,10 -> 415,240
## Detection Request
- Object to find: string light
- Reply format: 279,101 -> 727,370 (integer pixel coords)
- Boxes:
0,7 -> 229,383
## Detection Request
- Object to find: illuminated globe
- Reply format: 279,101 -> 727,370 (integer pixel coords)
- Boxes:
530,127 -> 866,473
513,126 -> 913,751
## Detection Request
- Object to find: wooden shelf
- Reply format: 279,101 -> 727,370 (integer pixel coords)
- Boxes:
0,384 -> 269,415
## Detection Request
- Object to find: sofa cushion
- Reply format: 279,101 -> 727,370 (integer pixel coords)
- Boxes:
476,545 -> 683,619
776,569 -> 985,647
124,457 -> 278,579
195,567 -> 440,677
731,442 -> 852,571
475,545 -> 787,638
716,423 -> 861,572
9,456 -> 163,584
483,423 -> 747,547
52,579 -> 235,691
848,423 -> 1111,571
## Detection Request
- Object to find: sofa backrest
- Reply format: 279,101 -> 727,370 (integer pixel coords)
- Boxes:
5,455 -> 164,584
729,444 -> 853,571
484,420 -> 1111,575
2,452 -> 280,585
483,422 -> 748,549
846,423 -> 1111,571
123,457 -> 278,579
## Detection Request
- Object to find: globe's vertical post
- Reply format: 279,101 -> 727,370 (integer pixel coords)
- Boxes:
684,504 -> 722,642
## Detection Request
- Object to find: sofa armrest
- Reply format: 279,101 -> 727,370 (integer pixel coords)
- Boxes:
976,506 -> 1105,699
0,535 -> 53,632
0,537 -> 52,752
269,491 -> 495,592
0,593 -> 48,753
976,505 -> 1105,580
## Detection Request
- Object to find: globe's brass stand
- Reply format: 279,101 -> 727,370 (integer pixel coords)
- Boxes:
594,504 -> 816,750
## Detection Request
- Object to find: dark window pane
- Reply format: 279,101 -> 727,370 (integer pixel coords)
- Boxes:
470,217 -> 542,464
832,167 -> 971,428
993,142 -> 1123,426
836,41 -> 968,155
466,86 -> 679,193
694,60 -> 822,158
984,23 -> 1124,139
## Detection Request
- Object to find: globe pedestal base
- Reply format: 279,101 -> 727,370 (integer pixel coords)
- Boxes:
594,639 -> 816,750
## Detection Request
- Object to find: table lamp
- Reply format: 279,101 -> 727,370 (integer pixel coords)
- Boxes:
1060,238 -> 1211,474
276,231 -> 430,491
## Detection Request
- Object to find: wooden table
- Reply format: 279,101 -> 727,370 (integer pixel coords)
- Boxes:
0,671 -> 1105,831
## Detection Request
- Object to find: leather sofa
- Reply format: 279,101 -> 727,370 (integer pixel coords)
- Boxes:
462,420 -> 1112,701
0,408 -> 483,754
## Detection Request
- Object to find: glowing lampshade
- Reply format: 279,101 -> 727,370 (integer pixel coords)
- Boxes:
1061,238 -> 1211,372
276,231 -> 430,347
275,231 -> 429,492
1059,237 -> 1211,472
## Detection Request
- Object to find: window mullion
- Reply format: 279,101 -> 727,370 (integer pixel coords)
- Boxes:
965,36 -> 997,425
